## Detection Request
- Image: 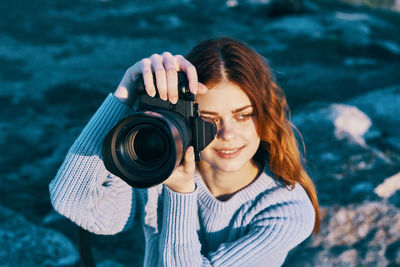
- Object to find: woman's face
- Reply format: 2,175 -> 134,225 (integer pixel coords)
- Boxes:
196,80 -> 261,173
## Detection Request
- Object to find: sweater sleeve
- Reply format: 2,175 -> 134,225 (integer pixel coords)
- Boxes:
159,184 -> 315,267
159,185 -> 203,266
49,93 -> 136,235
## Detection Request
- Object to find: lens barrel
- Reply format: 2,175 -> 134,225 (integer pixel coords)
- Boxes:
102,111 -> 190,188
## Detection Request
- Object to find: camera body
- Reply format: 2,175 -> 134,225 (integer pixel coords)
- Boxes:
102,72 -> 216,188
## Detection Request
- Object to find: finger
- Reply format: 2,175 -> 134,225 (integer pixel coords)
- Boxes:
115,69 -> 134,100
182,146 -> 195,174
140,58 -> 156,97
116,62 -> 141,94
197,82 -> 209,94
175,55 -> 198,95
150,54 -> 168,101
127,61 -> 142,80
162,52 -> 179,104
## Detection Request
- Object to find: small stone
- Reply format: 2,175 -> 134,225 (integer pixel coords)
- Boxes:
375,172 -> 400,198
330,104 -> 372,146
339,249 -> 359,264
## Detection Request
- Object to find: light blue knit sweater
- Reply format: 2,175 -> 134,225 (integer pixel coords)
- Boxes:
49,93 -> 316,267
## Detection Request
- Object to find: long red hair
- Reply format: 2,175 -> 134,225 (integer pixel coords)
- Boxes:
186,37 -> 320,233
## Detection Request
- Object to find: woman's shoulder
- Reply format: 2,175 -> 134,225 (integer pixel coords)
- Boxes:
257,163 -> 311,201
253,171 -> 315,216
245,172 -> 315,234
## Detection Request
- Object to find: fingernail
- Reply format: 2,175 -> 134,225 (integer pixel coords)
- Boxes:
170,96 -> 177,103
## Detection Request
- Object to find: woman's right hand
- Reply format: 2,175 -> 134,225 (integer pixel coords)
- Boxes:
114,52 -> 208,106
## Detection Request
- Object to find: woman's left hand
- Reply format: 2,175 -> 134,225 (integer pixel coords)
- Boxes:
163,146 -> 196,193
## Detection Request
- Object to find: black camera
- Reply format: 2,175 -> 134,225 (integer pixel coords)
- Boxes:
102,72 -> 217,188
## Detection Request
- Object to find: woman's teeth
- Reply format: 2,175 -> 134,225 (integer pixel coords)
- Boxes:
217,149 -> 239,154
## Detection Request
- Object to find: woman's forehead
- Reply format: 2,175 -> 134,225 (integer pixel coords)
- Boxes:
196,81 -> 252,112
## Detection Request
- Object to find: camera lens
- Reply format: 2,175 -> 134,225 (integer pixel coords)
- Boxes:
102,111 -> 190,188
124,126 -> 168,163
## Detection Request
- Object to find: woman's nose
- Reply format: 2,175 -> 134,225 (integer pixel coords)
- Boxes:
217,120 -> 235,140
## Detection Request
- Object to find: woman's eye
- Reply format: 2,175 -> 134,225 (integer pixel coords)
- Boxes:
236,114 -> 253,121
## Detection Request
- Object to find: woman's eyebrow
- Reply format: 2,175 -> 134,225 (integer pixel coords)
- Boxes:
200,105 -> 253,115
232,105 -> 253,113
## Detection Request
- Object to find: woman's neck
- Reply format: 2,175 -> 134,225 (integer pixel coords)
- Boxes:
198,160 -> 262,200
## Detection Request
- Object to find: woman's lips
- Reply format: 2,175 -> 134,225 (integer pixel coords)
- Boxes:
214,146 -> 245,159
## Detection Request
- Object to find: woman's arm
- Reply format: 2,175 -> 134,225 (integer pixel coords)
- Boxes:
49,93 -> 136,235
159,184 -> 315,267
159,185 -> 202,265
49,52 -> 207,235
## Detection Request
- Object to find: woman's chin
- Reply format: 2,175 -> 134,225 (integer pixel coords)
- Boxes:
200,147 -> 258,174
206,157 -> 247,173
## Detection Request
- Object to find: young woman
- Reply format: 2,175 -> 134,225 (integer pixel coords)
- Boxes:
49,37 -> 320,266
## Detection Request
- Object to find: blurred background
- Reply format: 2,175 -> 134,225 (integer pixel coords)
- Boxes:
0,0 -> 399,266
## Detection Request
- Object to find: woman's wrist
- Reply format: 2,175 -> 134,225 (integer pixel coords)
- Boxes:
165,182 -> 196,194
113,87 -> 132,105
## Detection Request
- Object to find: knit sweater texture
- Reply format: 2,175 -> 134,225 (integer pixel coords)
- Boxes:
49,93 -> 316,267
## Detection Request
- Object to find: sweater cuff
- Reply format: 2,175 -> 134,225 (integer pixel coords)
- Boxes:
71,93 -> 132,155
161,185 -> 199,245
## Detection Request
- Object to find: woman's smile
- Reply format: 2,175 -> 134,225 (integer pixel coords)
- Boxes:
214,145 -> 245,159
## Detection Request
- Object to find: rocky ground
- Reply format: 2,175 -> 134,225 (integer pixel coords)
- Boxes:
0,0 -> 399,266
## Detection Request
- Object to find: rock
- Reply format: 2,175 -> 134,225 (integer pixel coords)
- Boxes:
385,238 -> 400,265
292,103 -> 378,146
388,191 -> 400,208
351,181 -> 374,194
0,205 -> 79,266
284,201 -> 400,266
339,0 -> 400,11
338,249 -> 359,265
349,86 -> 400,138
375,172 -> 400,198
290,94 -> 398,205
330,104 -> 372,146
292,102 -> 384,182
385,136 -> 400,153
41,209 -> 81,246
